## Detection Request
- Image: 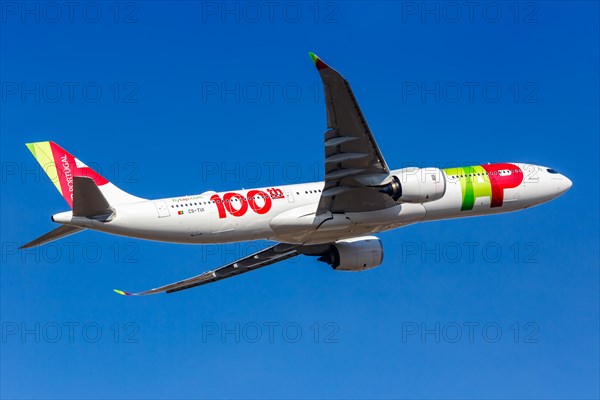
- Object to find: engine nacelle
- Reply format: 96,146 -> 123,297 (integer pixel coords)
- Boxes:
317,236 -> 383,271
380,167 -> 446,203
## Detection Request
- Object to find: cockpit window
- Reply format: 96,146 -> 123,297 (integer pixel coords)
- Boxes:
547,168 -> 559,174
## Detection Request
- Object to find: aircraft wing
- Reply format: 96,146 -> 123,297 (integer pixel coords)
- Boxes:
114,243 -> 301,296
309,53 -> 395,215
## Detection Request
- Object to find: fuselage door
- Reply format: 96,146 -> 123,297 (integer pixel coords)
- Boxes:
286,190 -> 295,203
154,201 -> 171,218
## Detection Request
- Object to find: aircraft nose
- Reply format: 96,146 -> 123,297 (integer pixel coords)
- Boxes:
556,174 -> 572,194
562,175 -> 573,191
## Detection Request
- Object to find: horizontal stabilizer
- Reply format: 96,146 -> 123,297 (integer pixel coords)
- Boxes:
73,176 -> 114,219
20,225 -> 85,249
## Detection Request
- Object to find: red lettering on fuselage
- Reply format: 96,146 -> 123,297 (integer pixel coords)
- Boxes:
482,163 -> 524,207
210,188 -> 282,219
223,192 -> 248,217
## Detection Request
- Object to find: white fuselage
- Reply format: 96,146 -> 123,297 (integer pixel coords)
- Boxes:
52,163 -> 572,245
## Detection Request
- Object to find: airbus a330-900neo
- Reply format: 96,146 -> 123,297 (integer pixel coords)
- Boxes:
22,53 -> 572,295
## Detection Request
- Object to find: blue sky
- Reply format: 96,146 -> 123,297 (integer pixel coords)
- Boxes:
1,1 -> 598,399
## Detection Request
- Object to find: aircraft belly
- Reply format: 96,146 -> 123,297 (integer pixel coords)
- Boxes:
270,203 -> 426,244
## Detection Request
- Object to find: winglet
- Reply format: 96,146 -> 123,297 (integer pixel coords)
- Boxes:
308,52 -> 329,71
113,289 -> 132,296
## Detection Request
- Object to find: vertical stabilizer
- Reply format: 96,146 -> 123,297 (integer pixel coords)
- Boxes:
25,141 -> 145,207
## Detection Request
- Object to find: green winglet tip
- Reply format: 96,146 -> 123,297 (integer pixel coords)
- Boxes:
308,52 -> 328,70
113,289 -> 129,296
25,143 -> 36,155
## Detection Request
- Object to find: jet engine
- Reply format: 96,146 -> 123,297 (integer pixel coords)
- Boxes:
316,236 -> 383,271
380,168 -> 446,203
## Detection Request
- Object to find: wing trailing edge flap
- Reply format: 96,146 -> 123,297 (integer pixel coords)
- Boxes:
114,243 -> 303,296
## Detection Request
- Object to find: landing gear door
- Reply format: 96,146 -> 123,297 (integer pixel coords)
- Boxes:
154,201 -> 171,218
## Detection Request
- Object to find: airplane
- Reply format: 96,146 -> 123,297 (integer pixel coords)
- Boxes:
21,53 -> 572,296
